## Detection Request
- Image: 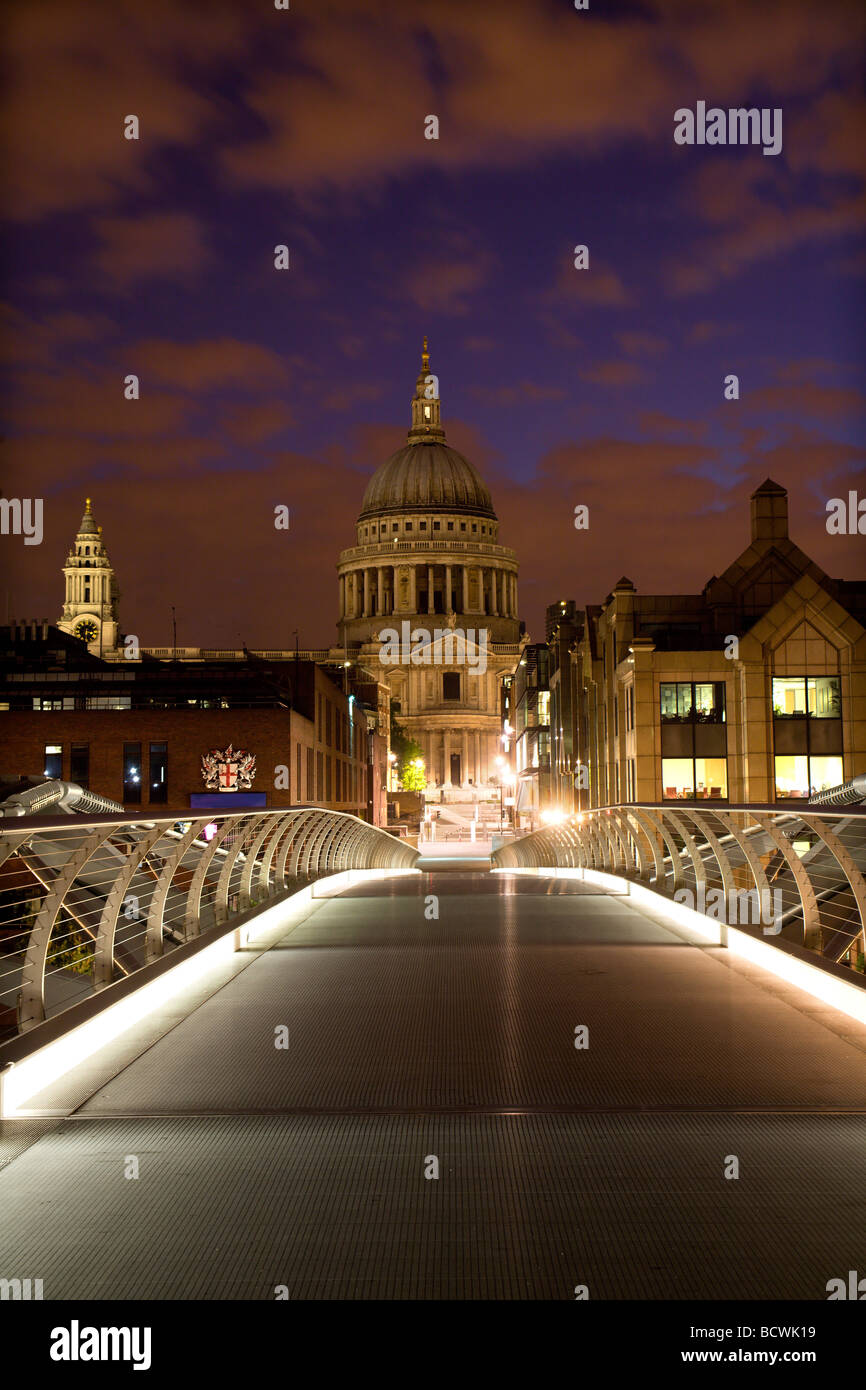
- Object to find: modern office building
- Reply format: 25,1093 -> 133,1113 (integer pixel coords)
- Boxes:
547,480 -> 865,809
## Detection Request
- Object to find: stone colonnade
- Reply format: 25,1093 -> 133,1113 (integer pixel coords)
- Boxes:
410,726 -> 500,788
339,562 -> 517,620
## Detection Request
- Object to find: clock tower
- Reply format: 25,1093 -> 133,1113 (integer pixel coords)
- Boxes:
58,497 -> 121,654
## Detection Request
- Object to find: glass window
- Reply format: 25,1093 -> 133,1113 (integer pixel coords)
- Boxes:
806,755 -> 843,795
807,676 -> 841,718
443,672 -> 460,701
662,758 -> 693,799
70,743 -> 89,787
693,758 -> 727,799
694,684 -> 724,721
660,683 -> 693,721
774,754 -> 809,798
44,744 -> 62,778
772,677 -> 807,716
123,741 -> 142,804
662,757 -> 728,800
149,742 -> 167,803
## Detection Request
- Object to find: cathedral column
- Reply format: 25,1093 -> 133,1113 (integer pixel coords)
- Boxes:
410,566 -> 417,612
462,567 -> 469,613
461,729 -> 468,786
356,571 -> 363,617
476,567 -> 484,615
363,569 -> 371,617
339,574 -> 345,618
491,569 -> 498,617
444,729 -> 452,785
445,565 -> 452,612
427,565 -> 434,615
377,566 -> 385,616
475,730 -> 481,784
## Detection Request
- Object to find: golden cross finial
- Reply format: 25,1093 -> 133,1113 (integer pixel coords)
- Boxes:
421,335 -> 429,370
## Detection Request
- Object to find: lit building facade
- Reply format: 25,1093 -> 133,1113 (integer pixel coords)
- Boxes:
336,340 -> 523,789
551,480 -> 865,809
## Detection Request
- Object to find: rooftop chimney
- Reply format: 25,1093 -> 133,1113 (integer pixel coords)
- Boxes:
750,478 -> 788,544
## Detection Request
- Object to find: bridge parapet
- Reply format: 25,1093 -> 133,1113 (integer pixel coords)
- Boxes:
492,803 -> 866,974
0,807 -> 418,1036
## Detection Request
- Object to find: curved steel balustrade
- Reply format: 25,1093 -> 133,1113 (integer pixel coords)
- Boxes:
0,807 -> 418,1034
492,804 -> 866,971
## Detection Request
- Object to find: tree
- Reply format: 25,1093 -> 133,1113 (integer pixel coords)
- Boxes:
390,708 -> 426,789
401,753 -> 427,791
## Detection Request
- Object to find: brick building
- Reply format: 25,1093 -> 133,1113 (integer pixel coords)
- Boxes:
0,625 -> 383,821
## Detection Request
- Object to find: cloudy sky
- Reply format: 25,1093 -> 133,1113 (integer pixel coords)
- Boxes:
2,0 -> 864,648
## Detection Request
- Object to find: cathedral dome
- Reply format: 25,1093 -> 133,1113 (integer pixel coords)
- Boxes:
358,337 -> 496,521
359,441 -> 496,520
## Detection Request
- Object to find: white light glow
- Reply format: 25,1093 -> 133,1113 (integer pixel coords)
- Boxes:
492,866 -> 866,1027
1,865 -> 421,1117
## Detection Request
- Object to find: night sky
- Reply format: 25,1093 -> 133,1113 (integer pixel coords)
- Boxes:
2,0 -> 864,650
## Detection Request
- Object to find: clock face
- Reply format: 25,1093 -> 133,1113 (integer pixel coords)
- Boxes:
75,619 -> 99,644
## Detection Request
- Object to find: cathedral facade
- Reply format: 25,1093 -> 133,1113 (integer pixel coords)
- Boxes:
337,341 -> 523,790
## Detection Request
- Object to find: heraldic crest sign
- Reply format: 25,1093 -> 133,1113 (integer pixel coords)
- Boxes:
201,744 -> 257,792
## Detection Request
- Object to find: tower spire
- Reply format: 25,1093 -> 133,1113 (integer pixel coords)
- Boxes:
408,335 -> 444,442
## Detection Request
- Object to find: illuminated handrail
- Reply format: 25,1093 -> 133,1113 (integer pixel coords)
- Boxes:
491,804 -> 866,973
0,807 -> 418,1034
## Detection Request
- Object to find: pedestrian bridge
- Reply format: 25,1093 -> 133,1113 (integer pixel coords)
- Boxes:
0,803 -> 864,1299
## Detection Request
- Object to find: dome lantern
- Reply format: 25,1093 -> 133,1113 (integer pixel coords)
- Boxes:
408,334 -> 445,443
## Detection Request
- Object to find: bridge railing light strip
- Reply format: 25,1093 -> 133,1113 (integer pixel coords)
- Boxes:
491,802 -> 866,1022
0,807 -> 419,1113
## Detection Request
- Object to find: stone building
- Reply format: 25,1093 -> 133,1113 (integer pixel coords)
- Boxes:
56,497 -> 121,656
336,339 -> 523,789
549,480 -> 866,809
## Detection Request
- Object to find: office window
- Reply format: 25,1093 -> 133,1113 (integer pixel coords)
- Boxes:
774,754 -> 843,800
443,672 -> 460,701
149,742 -> 167,803
307,747 -> 314,800
772,675 -> 841,718
44,743 -> 62,778
662,757 -> 727,800
296,744 -> 301,801
316,750 -> 324,801
660,682 -> 725,723
772,676 -> 842,798
123,741 -> 142,804
70,743 -> 89,787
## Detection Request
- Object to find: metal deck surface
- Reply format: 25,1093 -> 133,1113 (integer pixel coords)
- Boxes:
2,871 -> 865,1299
